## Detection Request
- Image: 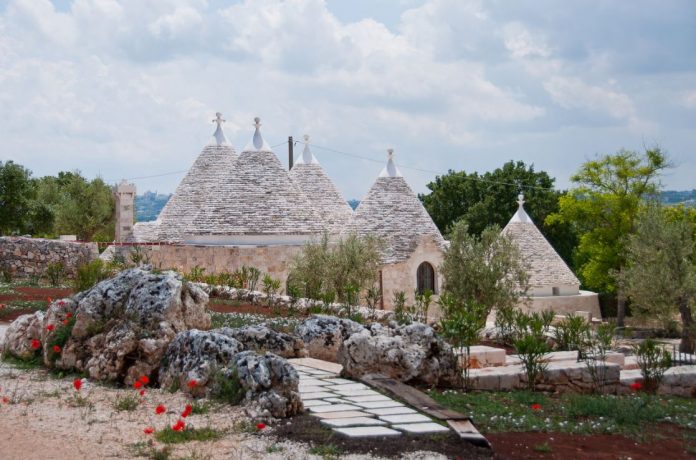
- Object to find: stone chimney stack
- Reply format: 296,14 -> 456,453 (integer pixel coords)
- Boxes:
114,180 -> 136,243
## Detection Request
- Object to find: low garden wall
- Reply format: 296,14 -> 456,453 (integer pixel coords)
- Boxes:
0,236 -> 98,278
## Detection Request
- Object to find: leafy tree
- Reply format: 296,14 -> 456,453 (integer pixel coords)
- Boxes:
616,203 -> 696,352
0,161 -> 34,235
419,161 -> 576,265
289,232 -> 383,303
440,219 -> 529,317
546,148 -> 668,325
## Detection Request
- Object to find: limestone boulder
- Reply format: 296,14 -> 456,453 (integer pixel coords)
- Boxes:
51,267 -> 209,384
2,312 -> 45,360
295,315 -> 365,362
338,322 -> 461,387
232,350 -> 303,419
219,325 -> 305,359
159,329 -> 244,395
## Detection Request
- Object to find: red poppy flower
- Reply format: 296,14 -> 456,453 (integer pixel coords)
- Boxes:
2,397 -> 9,404
58,300 -> 65,307
139,375 -> 149,385
530,403 -> 542,411
66,312 -> 73,319
181,404 -> 193,418
0,304 -> 5,309
256,423 -> 266,430
52,345 -> 61,353
143,427 -> 154,435
73,378 -> 82,391
46,324 -> 55,332
133,381 -> 142,389
139,390 -> 146,397
47,297 -> 53,303
630,381 -> 643,391
31,339 -> 41,350
187,379 -> 198,389
155,404 -> 166,415
62,319 -> 69,326
172,419 -> 185,431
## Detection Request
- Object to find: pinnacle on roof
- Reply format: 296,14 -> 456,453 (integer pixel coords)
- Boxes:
289,134 -> 352,233
343,149 -> 445,264
243,117 -> 272,152
379,148 -> 402,177
502,194 -> 580,288
211,112 -> 230,146
294,134 -> 319,165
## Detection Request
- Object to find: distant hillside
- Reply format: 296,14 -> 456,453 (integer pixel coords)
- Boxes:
135,191 -> 171,222
662,189 -> 696,207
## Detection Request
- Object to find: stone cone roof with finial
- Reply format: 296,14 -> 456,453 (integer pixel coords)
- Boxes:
190,118 -> 324,236
148,113 -> 238,242
502,194 -> 580,288
343,149 -> 446,264
289,135 -> 353,233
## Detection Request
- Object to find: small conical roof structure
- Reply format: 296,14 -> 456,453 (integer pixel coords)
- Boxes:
190,118 -> 324,238
155,113 -> 238,242
343,149 -> 446,264
502,194 -> 580,287
289,135 -> 353,233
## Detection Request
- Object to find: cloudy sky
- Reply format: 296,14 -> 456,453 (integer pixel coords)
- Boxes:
1,0 -> 695,200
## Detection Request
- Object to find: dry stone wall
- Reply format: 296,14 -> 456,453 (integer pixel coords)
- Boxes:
0,237 -> 98,278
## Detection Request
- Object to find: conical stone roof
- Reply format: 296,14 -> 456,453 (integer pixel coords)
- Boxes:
289,135 -> 353,234
343,150 -> 446,264
190,118 -> 324,239
502,194 -> 580,288
155,113 -> 238,242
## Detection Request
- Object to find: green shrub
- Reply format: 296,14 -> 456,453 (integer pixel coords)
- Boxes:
211,367 -> 245,405
634,339 -> 672,393
154,426 -> 223,444
364,285 -> 381,320
45,261 -> 65,287
393,291 -> 409,324
553,314 -> 591,351
494,305 -> 517,345
247,267 -> 261,292
262,274 -> 281,309
412,288 -> 433,323
514,327 -> 550,391
184,265 -> 206,283
114,393 -> 140,411
72,259 -> 112,292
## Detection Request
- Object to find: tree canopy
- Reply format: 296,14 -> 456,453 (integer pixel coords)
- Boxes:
0,161 -> 34,235
419,160 -> 576,265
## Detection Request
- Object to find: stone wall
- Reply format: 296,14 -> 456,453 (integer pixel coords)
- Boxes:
0,237 -> 99,278
381,235 -> 444,316
523,290 -> 602,319
142,244 -> 304,283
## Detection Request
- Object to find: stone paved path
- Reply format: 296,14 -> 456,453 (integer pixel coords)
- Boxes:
289,358 -> 451,438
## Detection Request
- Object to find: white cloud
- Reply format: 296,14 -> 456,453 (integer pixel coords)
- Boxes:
502,22 -> 552,59
543,76 -> 636,120
149,6 -> 203,39
682,91 -> 696,109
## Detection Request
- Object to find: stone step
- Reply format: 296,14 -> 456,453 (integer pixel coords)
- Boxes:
334,426 -> 401,437
321,417 -> 388,428
393,422 -> 450,434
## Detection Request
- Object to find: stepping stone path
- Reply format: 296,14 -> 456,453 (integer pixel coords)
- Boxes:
289,358 -> 452,438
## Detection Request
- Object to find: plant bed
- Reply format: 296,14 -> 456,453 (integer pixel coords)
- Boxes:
271,414 -> 493,459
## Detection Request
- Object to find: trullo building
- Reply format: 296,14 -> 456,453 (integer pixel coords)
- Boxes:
502,194 -> 601,317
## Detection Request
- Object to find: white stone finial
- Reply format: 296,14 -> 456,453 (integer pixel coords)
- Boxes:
254,117 -> 261,128
517,193 -> 525,207
297,134 -> 317,165
510,192 -> 531,223
211,112 -> 229,146
303,134 -> 310,143
380,148 -> 402,177
244,116 -> 271,151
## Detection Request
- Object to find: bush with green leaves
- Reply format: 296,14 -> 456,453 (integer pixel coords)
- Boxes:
45,261 -> 65,287
392,290 -> 409,324
262,274 -> 281,309
184,265 -> 206,283
72,259 -> 114,292
288,232 -> 383,304
554,314 -> 591,351
634,339 -> 672,393
439,292 -> 487,389
211,367 -> 245,405
513,318 -> 550,391
412,288 -> 433,323
580,322 -> 616,393
364,285 -> 381,320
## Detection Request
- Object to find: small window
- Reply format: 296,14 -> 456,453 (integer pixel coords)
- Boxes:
552,287 -> 560,296
417,262 -> 436,294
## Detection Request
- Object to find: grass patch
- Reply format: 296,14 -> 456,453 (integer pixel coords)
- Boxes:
189,400 -> 212,415
309,444 -> 341,459
0,300 -> 48,319
154,426 -> 224,444
534,442 -> 552,453
1,353 -> 43,369
233,419 -> 258,433
128,442 -> 173,460
430,389 -> 696,437
210,368 -> 244,405
114,393 -> 140,411
266,444 -> 284,453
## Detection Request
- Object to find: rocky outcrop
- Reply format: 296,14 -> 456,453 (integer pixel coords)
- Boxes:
219,325 -> 305,359
232,351 -> 303,419
2,311 -> 45,360
338,322 -> 461,387
1,267 -> 211,385
158,329 -> 244,395
296,315 -> 365,362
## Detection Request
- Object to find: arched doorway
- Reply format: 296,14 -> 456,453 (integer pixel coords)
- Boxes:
417,262 -> 436,294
